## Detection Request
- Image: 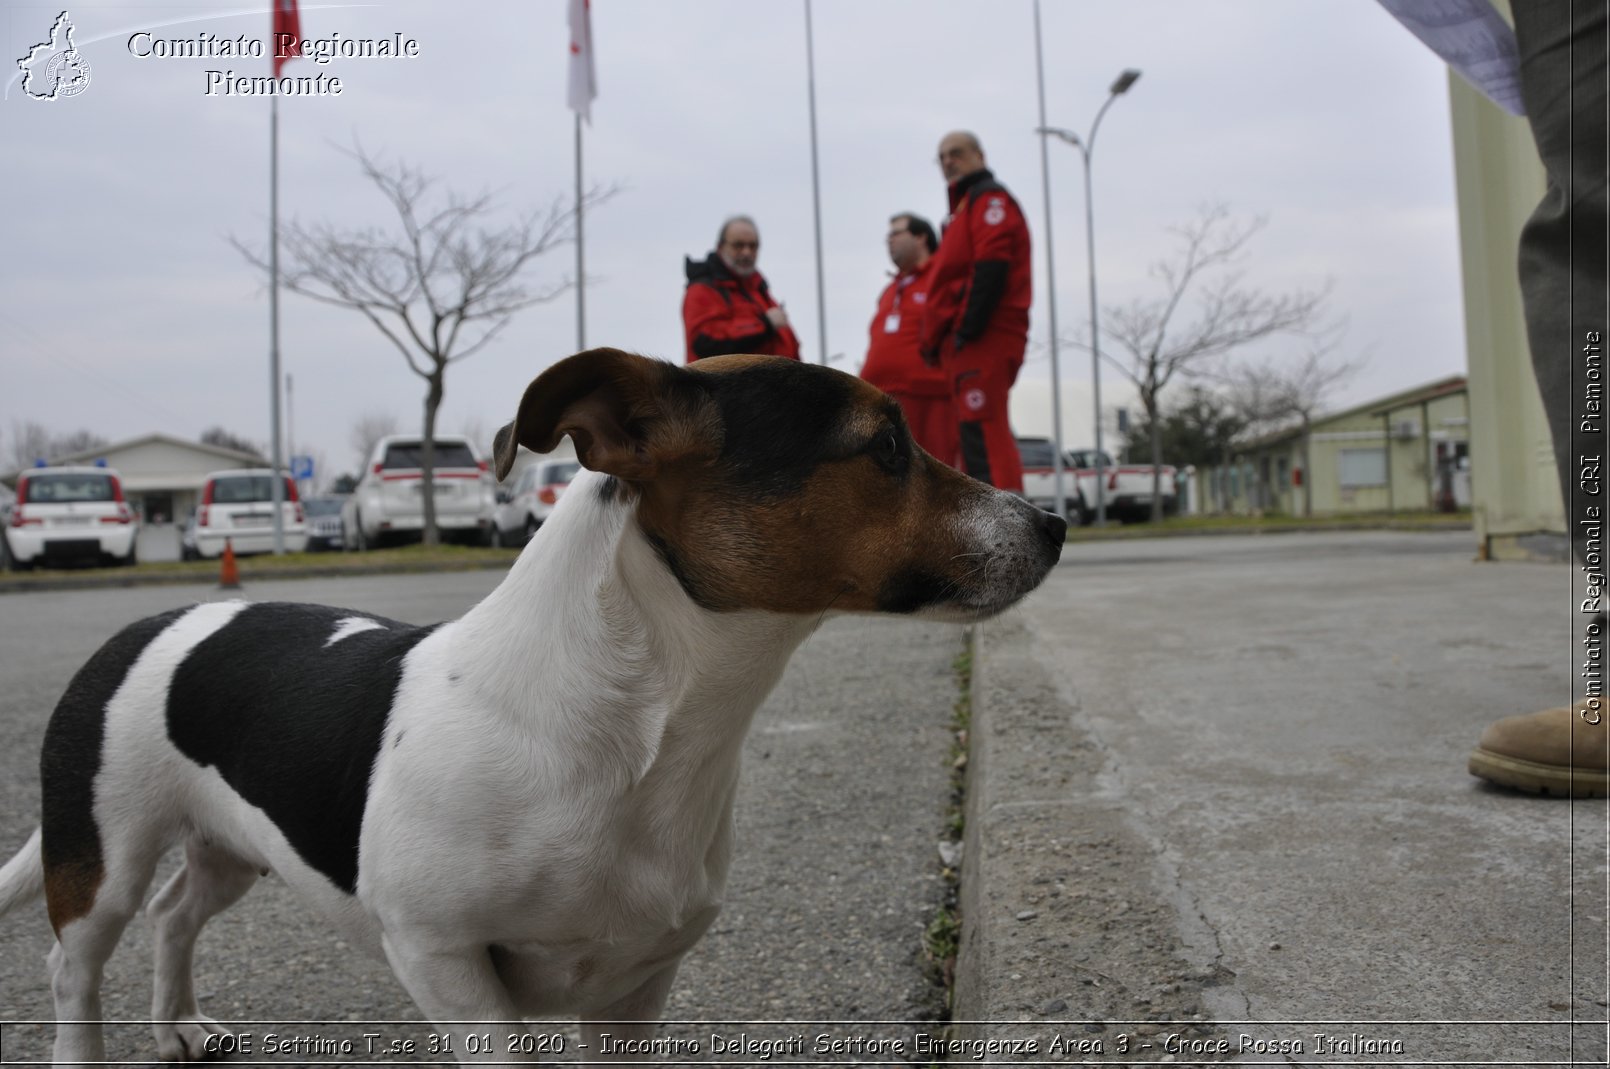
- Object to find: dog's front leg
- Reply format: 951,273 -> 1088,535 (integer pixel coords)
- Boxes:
381,935 -> 536,1064
578,962 -> 681,1063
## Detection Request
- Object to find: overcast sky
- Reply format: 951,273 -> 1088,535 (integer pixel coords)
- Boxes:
2,0 -> 1476,484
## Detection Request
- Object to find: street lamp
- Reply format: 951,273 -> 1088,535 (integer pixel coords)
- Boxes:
1038,67 -> 1141,525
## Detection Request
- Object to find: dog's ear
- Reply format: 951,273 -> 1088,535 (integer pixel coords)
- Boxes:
494,348 -> 713,483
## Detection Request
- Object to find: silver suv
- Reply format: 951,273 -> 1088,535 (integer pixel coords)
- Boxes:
342,435 -> 496,549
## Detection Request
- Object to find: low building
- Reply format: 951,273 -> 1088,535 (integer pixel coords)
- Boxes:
1196,375 -> 1470,517
1,433 -> 268,525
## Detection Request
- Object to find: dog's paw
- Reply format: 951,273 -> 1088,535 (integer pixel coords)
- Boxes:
155,1015 -> 231,1063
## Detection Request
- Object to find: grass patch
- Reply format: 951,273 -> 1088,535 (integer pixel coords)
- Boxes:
1066,508 -> 1471,541
923,909 -> 961,975
924,635 -> 975,1022
1,542 -> 519,587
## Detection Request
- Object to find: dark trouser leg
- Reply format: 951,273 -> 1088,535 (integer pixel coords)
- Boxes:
1512,0 -> 1608,565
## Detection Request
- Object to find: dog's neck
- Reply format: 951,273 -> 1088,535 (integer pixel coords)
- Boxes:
453,471 -> 814,787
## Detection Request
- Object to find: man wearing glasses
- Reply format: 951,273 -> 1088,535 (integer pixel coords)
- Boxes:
921,131 -> 1030,492
682,215 -> 801,363
861,213 -> 957,466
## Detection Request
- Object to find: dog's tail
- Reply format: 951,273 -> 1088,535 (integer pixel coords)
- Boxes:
0,828 -> 45,917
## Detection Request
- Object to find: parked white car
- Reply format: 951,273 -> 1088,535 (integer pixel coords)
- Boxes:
1066,448 -> 1179,523
1016,437 -> 1177,524
493,458 -> 581,546
191,469 -> 309,558
342,435 -> 496,550
4,464 -> 138,570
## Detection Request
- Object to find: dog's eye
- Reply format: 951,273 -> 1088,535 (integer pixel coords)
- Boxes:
870,429 -> 905,475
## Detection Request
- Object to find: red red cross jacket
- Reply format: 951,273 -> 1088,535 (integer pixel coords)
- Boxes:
920,169 -> 1033,361
860,257 -> 949,398
682,253 -> 802,363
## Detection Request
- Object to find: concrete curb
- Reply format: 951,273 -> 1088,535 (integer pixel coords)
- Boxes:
951,613 -> 1230,1058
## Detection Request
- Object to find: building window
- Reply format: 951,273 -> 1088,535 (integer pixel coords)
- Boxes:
1339,448 -> 1388,488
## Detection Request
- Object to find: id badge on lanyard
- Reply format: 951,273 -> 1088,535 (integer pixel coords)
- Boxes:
885,274 -> 915,334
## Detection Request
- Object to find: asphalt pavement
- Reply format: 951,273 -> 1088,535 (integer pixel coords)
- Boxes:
0,572 -> 961,1064
956,530 -> 1609,1065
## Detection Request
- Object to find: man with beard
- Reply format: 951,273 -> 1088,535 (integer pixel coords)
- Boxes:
683,216 -> 801,363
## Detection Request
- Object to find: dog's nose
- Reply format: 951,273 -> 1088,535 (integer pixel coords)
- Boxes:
1039,508 -> 1068,550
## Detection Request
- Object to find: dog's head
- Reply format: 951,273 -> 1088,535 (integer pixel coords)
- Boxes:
493,348 -> 1063,620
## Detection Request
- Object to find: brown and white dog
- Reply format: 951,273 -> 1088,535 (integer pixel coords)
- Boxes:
0,349 -> 1064,1064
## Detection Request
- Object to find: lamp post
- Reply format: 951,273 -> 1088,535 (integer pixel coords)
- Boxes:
1037,67 -> 1140,526
1031,0 -> 1069,523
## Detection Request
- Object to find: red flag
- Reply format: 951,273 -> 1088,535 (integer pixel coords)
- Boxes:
273,0 -> 302,76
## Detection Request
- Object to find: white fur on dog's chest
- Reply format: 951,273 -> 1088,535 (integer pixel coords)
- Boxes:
351,516 -> 783,1012
365,785 -> 733,1015
481,880 -> 726,1014
361,711 -> 739,1014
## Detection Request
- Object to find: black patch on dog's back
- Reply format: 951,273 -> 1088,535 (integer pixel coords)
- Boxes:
166,603 -> 438,894
42,607 -> 190,921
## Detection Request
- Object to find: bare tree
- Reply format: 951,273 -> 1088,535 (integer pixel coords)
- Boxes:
349,410 -> 401,472
459,417 -> 490,465
1214,366 -> 1298,512
7,422 -> 52,472
1084,204 -> 1331,520
199,426 -> 268,461
1119,386 -> 1249,512
235,144 -> 615,544
1228,346 -> 1364,516
7,421 -> 108,471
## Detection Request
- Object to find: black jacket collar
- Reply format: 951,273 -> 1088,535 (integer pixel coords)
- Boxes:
685,252 -> 768,296
949,167 -> 997,210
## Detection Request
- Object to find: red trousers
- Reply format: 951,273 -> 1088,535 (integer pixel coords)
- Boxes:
945,331 -> 1024,492
889,391 -> 959,469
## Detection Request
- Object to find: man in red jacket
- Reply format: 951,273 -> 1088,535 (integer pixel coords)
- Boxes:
683,216 -> 801,363
920,130 -> 1031,492
860,213 -> 957,466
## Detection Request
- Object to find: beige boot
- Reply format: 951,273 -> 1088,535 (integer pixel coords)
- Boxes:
1469,702 -> 1609,797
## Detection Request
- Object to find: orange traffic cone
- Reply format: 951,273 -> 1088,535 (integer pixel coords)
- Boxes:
218,539 -> 241,590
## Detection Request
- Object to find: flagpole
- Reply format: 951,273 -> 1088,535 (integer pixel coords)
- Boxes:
804,0 -> 828,366
269,92 -> 286,554
575,112 -> 585,350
